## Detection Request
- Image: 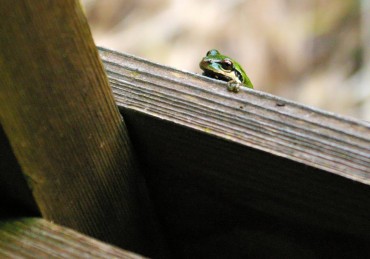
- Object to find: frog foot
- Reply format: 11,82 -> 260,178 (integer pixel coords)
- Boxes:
227,81 -> 241,93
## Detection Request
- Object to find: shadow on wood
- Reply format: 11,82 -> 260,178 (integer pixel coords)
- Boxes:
0,44 -> 369,258
100,47 -> 370,257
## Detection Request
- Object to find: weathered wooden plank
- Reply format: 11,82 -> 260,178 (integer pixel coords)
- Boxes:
120,111 -> 370,257
99,47 -> 370,184
0,218 -> 145,259
98,47 -> 370,257
0,3 -> 165,257
1,42 -> 368,257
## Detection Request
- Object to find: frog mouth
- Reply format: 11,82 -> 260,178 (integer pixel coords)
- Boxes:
202,69 -> 233,83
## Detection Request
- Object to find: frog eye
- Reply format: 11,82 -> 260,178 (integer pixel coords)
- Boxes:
220,59 -> 234,71
206,49 -> 220,56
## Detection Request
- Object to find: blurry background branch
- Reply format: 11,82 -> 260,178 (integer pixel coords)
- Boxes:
81,0 -> 370,120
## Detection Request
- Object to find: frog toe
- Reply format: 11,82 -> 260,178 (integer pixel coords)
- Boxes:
227,81 -> 241,93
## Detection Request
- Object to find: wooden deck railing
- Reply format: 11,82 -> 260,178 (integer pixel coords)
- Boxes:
1,1 -> 369,258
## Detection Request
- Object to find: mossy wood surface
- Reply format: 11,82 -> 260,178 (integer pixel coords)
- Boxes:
0,218 -> 145,259
0,2 -> 164,257
100,47 -> 370,257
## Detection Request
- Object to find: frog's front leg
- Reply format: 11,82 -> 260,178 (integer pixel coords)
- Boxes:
227,80 -> 241,93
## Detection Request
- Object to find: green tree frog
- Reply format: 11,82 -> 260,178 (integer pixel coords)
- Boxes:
199,49 -> 254,92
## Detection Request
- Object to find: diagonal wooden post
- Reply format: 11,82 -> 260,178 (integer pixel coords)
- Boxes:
0,1 -> 166,257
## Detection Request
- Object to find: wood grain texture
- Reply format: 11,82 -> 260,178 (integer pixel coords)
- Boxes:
120,111 -> 370,257
0,2 -> 165,257
98,47 -> 370,257
0,218 -> 145,259
99,48 -> 370,185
